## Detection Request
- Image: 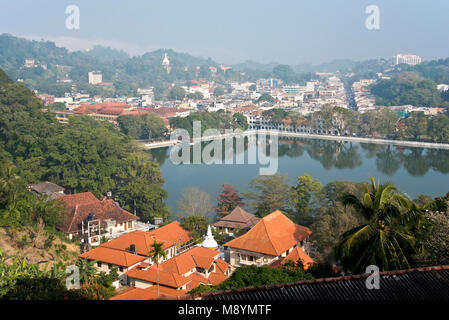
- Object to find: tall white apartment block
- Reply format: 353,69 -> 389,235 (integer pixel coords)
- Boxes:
394,54 -> 422,66
88,71 -> 103,85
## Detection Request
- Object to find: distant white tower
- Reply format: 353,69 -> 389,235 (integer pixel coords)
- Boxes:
201,225 -> 218,249
162,52 -> 171,74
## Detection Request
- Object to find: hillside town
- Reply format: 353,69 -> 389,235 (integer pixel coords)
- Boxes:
36,52 -> 447,138
2,2 -> 449,306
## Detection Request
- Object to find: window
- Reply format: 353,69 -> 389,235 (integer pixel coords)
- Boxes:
97,261 -> 102,267
119,267 -> 124,272
108,264 -> 112,270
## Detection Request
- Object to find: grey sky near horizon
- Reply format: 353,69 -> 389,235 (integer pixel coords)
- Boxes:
1,0 -> 448,65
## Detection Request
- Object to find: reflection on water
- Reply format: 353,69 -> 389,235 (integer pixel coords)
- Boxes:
149,137 -> 449,213
150,137 -> 449,177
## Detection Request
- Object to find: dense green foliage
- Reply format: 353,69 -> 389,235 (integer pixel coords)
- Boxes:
0,250 -> 118,300
117,113 -> 167,140
189,263 -> 314,294
263,104 -> 449,143
334,177 -> 422,273
371,72 -> 448,108
0,161 -> 63,229
0,68 -> 169,222
257,93 -> 275,103
170,110 -> 248,136
180,215 -> 209,240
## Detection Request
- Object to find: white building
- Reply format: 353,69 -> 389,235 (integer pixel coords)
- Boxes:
437,84 -> 449,92
394,54 -> 422,66
24,59 -> 35,68
88,71 -> 103,85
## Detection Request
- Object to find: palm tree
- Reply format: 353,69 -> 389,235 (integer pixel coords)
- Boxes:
76,259 -> 97,284
148,240 -> 167,298
334,176 -> 422,274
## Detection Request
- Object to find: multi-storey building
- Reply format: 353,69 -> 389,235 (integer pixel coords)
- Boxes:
88,70 -> 103,85
394,54 -> 422,66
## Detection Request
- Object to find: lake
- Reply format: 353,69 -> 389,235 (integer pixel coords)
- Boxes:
149,137 -> 449,215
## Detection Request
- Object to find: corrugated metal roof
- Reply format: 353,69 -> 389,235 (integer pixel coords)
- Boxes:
168,266 -> 449,301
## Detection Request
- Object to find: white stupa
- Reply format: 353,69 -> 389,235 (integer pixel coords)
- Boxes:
201,225 -> 218,248
162,52 -> 171,74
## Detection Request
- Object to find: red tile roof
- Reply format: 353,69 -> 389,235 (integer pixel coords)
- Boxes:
208,272 -> 228,286
78,246 -> 146,267
109,286 -> 187,300
213,206 -> 260,230
223,210 -> 312,256
126,265 -> 192,289
100,230 -> 175,255
142,107 -> 189,118
215,259 -> 230,274
147,221 -> 192,245
282,247 -> 314,269
158,246 -> 220,275
125,246 -> 228,290
100,221 -> 192,256
269,246 -> 314,270
56,192 -> 137,234
73,102 -> 130,116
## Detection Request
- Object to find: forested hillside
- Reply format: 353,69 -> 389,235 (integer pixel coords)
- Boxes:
0,68 -> 169,223
371,72 -> 449,108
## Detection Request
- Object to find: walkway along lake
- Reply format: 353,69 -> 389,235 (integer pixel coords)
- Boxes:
147,132 -> 449,215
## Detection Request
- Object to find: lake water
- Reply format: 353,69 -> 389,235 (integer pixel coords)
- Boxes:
149,137 -> 449,215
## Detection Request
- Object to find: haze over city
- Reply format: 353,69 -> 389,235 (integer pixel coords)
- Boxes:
1,0 -> 449,64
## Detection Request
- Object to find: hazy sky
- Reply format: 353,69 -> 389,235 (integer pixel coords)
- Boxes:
1,0 -> 448,65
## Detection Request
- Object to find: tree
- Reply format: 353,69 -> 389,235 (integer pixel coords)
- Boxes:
141,113 -> 167,139
180,215 -> 209,240
414,210 -> 449,266
49,102 -> 66,111
272,65 -> 297,84
117,152 -> 169,222
187,91 -> 204,100
214,87 -> 225,97
257,93 -> 275,103
427,115 -> 449,143
76,259 -> 98,284
243,173 -> 295,218
215,184 -> 244,219
232,112 -> 249,130
168,86 -> 186,101
189,264 -> 314,294
293,174 -> 322,225
148,240 -> 167,298
177,187 -> 214,219
403,111 -> 428,140
249,84 -> 256,92
117,115 -> 143,139
334,177 -> 422,273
